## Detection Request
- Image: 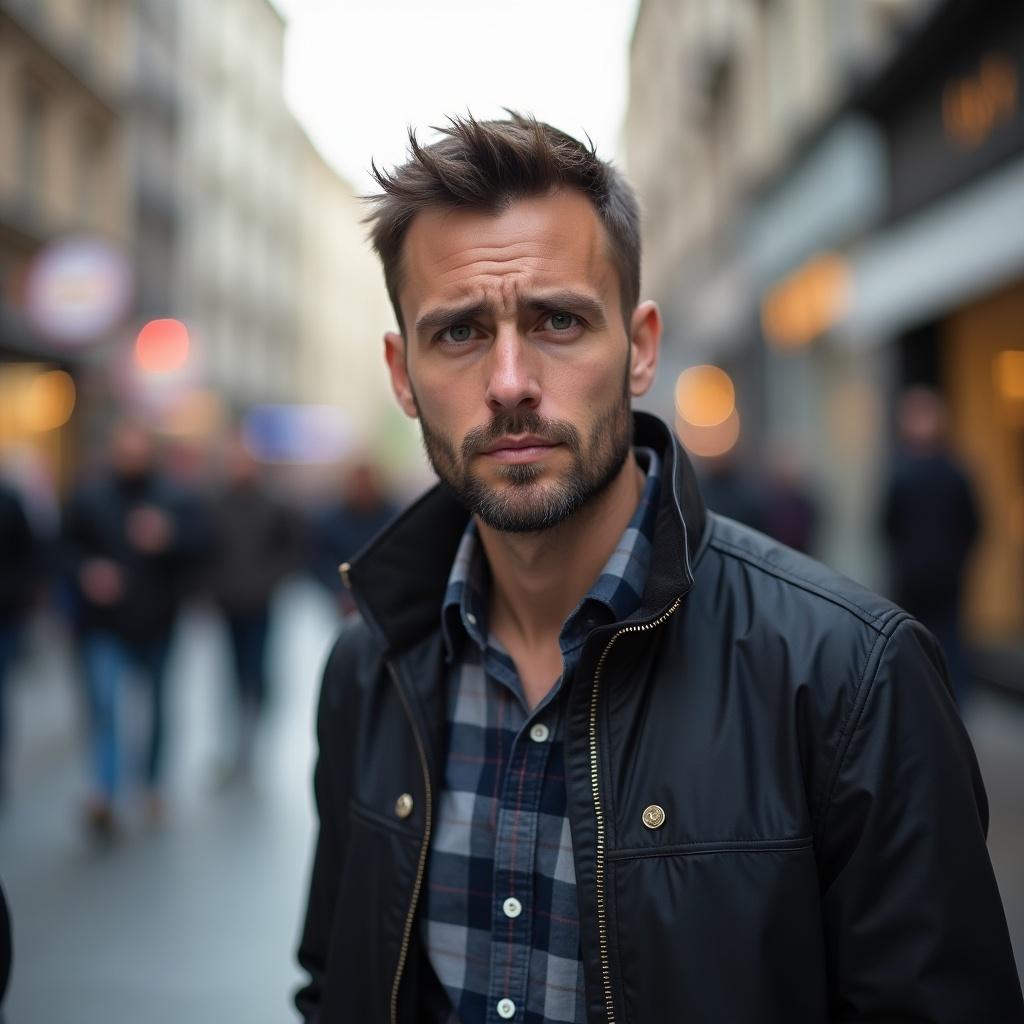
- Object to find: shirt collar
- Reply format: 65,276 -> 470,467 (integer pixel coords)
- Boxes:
441,446 -> 662,662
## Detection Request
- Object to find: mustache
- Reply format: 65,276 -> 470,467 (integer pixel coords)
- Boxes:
460,411 -> 581,459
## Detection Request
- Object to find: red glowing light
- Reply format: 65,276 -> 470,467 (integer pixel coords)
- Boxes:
135,319 -> 190,373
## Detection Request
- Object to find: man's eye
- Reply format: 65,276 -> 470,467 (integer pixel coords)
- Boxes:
547,312 -> 578,331
442,324 -> 474,343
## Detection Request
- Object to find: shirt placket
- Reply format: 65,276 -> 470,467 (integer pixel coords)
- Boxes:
486,706 -> 555,1023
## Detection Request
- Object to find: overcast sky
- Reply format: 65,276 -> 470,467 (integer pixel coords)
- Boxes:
277,0 -> 642,192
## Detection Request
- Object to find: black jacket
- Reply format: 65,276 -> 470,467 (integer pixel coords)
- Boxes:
296,412 -> 1023,1024
0,482 -> 36,625
62,471 -> 207,640
204,482 -> 299,613
881,450 -> 980,615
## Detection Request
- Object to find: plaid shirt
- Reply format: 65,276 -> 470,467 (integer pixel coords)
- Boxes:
421,448 -> 661,1024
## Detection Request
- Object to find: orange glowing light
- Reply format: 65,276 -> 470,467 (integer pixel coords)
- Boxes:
23,369 -> 76,432
675,365 -> 736,427
675,409 -> 741,458
994,350 -> 1024,402
761,253 -> 850,349
135,318 -> 190,373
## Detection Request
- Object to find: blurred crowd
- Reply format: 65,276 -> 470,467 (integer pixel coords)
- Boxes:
0,384 -> 986,842
0,416 -> 398,836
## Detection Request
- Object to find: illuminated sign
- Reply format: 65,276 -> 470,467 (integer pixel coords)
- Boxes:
943,54 -> 1019,150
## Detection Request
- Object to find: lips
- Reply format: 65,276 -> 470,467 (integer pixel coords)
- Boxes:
481,435 -> 555,454
479,435 -> 561,463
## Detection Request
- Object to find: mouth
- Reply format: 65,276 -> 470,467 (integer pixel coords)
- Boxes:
479,435 -> 561,464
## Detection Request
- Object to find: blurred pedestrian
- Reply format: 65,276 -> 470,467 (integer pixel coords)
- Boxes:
0,479 -> 37,794
696,450 -> 767,532
0,875 -> 9,1017
763,449 -> 819,555
882,387 -> 980,706
308,459 -> 397,615
205,437 -> 300,785
62,419 -> 207,834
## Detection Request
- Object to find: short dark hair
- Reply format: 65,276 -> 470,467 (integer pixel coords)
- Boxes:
364,112 -> 642,333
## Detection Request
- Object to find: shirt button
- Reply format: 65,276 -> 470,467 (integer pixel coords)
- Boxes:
502,897 -> 522,919
497,998 -> 516,1019
529,723 -> 549,743
466,612 -> 477,626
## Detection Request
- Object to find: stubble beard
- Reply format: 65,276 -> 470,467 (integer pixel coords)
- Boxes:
415,374 -> 634,534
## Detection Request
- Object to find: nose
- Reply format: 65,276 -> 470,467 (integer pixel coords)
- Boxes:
484,329 -> 540,414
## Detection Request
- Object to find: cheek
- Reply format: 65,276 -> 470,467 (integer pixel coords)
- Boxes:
410,364 -> 478,432
546,355 -> 625,413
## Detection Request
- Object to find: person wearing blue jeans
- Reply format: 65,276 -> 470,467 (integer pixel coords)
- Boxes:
79,631 -> 171,808
62,421 -> 209,834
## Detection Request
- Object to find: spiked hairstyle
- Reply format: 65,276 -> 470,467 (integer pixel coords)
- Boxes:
364,112 -> 642,332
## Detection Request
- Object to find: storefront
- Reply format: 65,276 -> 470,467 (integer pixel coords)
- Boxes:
841,0 -> 1024,658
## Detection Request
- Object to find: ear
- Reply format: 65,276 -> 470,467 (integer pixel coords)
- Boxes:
628,300 -> 661,398
384,332 -> 418,419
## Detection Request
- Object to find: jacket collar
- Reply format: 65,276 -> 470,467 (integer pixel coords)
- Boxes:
345,411 -> 706,652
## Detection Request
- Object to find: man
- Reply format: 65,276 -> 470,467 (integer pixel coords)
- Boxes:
882,387 -> 980,706
308,458 -> 398,616
296,115 -> 1023,1023
205,435 -> 300,783
63,419 -> 206,832
0,478 -> 37,793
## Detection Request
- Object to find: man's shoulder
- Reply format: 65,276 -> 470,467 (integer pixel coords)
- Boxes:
318,613 -> 387,710
702,512 -> 903,638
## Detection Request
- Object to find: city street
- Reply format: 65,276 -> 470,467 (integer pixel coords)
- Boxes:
0,579 -> 338,1024
1,579 -> 1022,1023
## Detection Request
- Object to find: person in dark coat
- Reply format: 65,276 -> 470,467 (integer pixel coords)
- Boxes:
205,438 -> 300,782
295,114 -> 1023,1023
0,481 -> 37,792
0,874 -> 10,1016
882,387 -> 980,705
63,419 -> 208,833
308,459 -> 397,615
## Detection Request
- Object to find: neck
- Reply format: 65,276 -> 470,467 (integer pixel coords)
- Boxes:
476,451 -> 645,652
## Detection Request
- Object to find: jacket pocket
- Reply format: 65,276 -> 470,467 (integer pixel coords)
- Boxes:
607,839 -> 829,1024
321,802 -> 422,1022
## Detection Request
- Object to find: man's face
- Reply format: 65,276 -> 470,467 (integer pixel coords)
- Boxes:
384,189 -> 659,533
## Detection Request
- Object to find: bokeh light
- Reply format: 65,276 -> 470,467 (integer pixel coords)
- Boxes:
134,318 -> 190,373
675,409 -> 741,458
22,369 -> 76,432
994,350 -> 1024,402
674,365 -> 736,427
761,252 -> 850,349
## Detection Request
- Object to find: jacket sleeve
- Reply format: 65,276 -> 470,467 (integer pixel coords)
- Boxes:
294,628 -> 360,1022
818,617 -> 1024,1021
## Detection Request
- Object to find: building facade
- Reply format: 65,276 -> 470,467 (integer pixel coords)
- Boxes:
174,0 -> 298,409
625,0 -> 1024,663
0,0 -> 133,493
294,129 -> 415,465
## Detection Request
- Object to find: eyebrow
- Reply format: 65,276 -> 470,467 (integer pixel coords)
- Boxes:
414,290 -> 608,336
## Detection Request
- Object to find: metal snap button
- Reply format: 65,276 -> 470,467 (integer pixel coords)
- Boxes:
642,804 -> 666,829
496,998 -> 516,1019
394,793 -> 414,819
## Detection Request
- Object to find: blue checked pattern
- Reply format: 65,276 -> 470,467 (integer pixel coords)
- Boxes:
421,448 -> 661,1024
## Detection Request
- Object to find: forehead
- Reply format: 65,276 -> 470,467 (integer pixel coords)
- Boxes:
398,190 -> 617,323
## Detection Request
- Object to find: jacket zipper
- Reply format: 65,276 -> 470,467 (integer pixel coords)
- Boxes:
589,596 -> 682,1023
386,661 -> 433,1024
